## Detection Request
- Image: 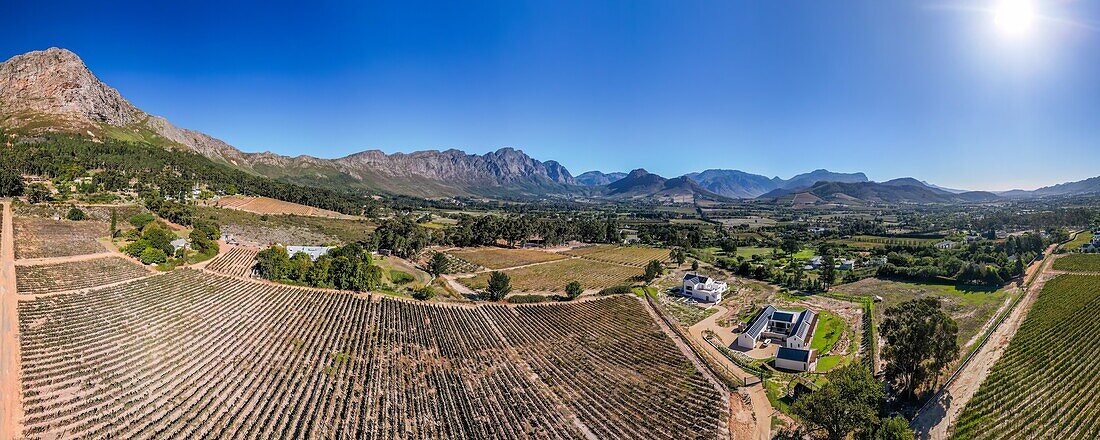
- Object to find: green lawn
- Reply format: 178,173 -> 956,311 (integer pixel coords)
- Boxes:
815,355 -> 846,372
1064,231 -> 1095,251
810,311 -> 845,354
792,248 -> 815,260
735,247 -> 775,259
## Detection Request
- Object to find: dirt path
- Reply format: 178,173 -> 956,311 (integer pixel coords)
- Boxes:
1,201 -> 23,439
687,304 -> 772,440
911,244 -> 1060,439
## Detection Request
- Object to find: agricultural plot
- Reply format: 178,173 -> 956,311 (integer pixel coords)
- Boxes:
14,217 -> 108,259
205,247 -> 259,278
212,195 -> 356,219
831,235 -> 939,249
18,270 -> 724,439
951,275 -> 1100,439
447,247 -> 566,270
459,258 -> 640,292
562,244 -> 670,267
832,278 -> 1009,351
16,257 -> 149,295
1053,254 -> 1100,272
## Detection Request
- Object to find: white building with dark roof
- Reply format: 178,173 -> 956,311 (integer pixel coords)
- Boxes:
736,305 -> 819,371
775,346 -> 818,372
681,273 -> 728,303
286,246 -> 335,261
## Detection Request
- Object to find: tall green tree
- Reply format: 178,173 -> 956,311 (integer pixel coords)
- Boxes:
791,363 -> 884,440
428,252 -> 449,277
565,281 -> 583,300
643,260 -> 663,284
484,271 -> 511,301
881,297 -> 959,400
0,169 -> 23,197
821,253 -> 837,289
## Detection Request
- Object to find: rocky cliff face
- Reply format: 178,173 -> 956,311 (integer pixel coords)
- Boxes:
0,48 -> 142,127
0,47 -> 576,197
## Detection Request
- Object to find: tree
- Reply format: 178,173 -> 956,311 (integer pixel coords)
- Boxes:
0,169 -> 23,197
129,213 -> 156,230
565,281 -> 583,300
65,207 -> 87,221
874,416 -> 915,440
781,237 -> 802,257
791,363 -> 884,440
484,271 -> 511,301
690,260 -> 699,272
139,247 -> 168,265
821,253 -> 837,289
643,260 -> 663,284
881,297 -> 959,400
412,285 -> 436,301
25,183 -> 49,203
670,248 -> 687,266
428,252 -> 449,277
109,208 -> 119,238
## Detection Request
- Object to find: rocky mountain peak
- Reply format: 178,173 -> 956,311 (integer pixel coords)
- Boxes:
0,47 -> 143,127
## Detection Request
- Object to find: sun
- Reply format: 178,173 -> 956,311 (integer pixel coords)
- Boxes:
994,0 -> 1037,37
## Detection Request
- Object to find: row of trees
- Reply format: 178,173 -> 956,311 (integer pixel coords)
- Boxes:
875,233 -> 1045,286
255,243 -> 383,292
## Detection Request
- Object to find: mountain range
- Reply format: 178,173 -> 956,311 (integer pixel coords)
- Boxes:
4,47 -> 1100,204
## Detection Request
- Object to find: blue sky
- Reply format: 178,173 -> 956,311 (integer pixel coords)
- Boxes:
2,0 -> 1099,190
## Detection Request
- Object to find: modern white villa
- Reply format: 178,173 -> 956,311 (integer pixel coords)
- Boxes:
681,273 -> 728,303
737,305 -> 818,372
286,245 -> 335,261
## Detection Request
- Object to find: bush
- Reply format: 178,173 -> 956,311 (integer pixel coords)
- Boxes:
66,207 -> 87,221
129,213 -> 156,229
598,285 -> 634,295
507,294 -> 549,304
565,281 -> 583,300
389,270 -> 415,285
139,247 -> 168,265
412,286 -> 436,301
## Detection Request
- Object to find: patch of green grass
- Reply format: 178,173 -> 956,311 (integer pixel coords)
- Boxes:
1063,231 -> 1094,251
735,247 -> 775,259
792,248 -> 815,260
815,355 -> 846,372
388,270 -> 415,285
811,311 -> 845,354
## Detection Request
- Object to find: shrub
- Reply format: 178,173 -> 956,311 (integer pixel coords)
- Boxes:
389,270 -> 415,285
412,286 -> 436,301
565,281 -> 583,300
139,247 -> 168,265
129,213 -> 155,229
66,207 -> 87,221
507,294 -> 549,304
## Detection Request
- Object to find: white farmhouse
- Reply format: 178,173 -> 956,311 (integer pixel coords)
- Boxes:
681,273 -> 728,303
736,305 -> 819,372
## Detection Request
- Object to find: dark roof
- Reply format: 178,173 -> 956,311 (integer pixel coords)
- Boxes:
776,347 -> 812,362
772,311 -> 796,323
790,309 -> 817,341
683,273 -> 711,284
745,305 -> 775,338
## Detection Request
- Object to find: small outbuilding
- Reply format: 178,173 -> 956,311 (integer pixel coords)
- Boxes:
775,347 -> 817,372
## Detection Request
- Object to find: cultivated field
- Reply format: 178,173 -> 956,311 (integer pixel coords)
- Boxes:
18,270 -> 724,439
832,278 -> 1009,351
16,257 -> 149,295
205,247 -> 259,278
951,274 -> 1100,439
212,196 -> 356,219
562,245 -> 670,267
459,258 -> 641,292
14,218 -> 108,259
447,247 -> 566,270
1052,254 -> 1100,272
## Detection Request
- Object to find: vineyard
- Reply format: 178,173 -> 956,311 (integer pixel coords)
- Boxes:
562,245 -> 671,267
212,196 -> 356,219
447,247 -> 566,270
1052,254 -> 1100,272
459,258 -> 640,292
14,217 -> 108,259
205,247 -> 260,278
951,275 -> 1100,439
16,257 -> 150,295
18,270 -> 725,439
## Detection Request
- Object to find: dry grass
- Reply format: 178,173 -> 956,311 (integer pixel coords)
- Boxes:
14,217 -> 108,259
459,258 -> 640,292
211,195 -> 356,219
562,244 -> 670,267
447,247 -> 566,270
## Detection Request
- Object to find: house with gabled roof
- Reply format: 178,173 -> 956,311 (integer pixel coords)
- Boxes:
736,304 -> 819,372
681,273 -> 728,303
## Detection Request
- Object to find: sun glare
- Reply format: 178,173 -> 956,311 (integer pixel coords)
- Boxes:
994,0 -> 1037,37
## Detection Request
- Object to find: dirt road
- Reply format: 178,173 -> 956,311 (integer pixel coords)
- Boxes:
911,244 -> 1059,439
688,304 -> 772,440
1,201 -> 22,439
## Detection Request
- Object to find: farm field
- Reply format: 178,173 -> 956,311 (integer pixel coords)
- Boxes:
562,244 -> 670,267
13,217 -> 109,259
1063,231 -> 1095,251
832,278 -> 1009,351
447,247 -> 566,270
211,195 -> 356,219
459,258 -> 640,292
200,206 -> 374,245
16,257 -> 149,295
1052,254 -> 1100,272
205,247 -> 259,278
18,270 -> 724,439
951,274 -> 1100,439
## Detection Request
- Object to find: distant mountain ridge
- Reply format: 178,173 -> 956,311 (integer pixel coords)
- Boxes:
759,180 -> 999,205
4,47 -> 1100,203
